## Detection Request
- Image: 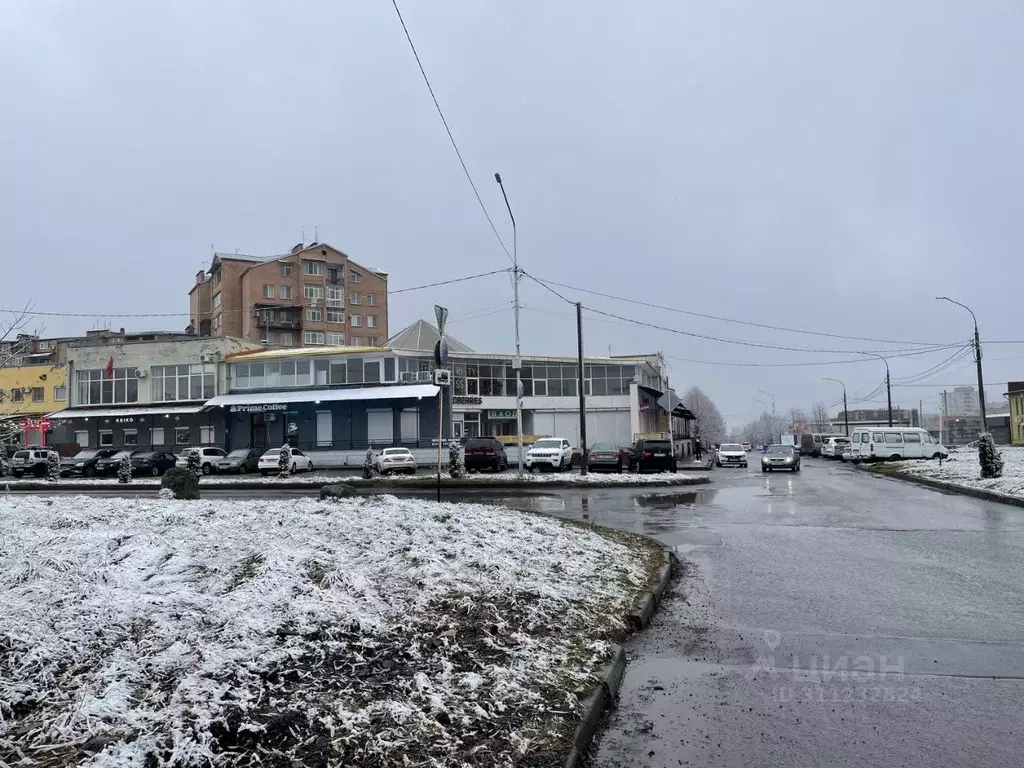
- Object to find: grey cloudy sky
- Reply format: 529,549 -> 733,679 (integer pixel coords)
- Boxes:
3,0 -> 1023,425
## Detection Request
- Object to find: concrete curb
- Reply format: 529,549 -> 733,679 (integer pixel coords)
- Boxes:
862,465 -> 1024,509
566,548 -> 675,768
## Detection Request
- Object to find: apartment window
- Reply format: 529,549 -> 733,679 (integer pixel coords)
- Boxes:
76,368 -> 140,405
328,267 -> 341,284
327,332 -> 346,346
351,336 -> 362,346
151,365 -> 215,402
367,315 -> 379,328
260,330 -> 274,345
306,306 -> 322,322
350,315 -> 362,327
99,430 -> 114,447
200,425 -> 215,444
152,427 -> 165,445
262,285 -> 275,299
75,430 -> 89,448
326,286 -> 343,305
123,429 -> 138,447
279,331 -> 294,345
368,293 -> 378,307
11,389 -> 24,403
279,285 -> 292,300
213,292 -> 222,309
350,292 -> 361,305
350,270 -> 362,283
368,337 -> 379,347
175,427 -> 191,445
304,285 -> 324,302
214,313 -> 222,332
303,260 -> 325,277
54,385 -> 67,401
280,262 -> 292,277
327,308 -> 345,323
31,387 -> 44,403
305,331 -> 325,345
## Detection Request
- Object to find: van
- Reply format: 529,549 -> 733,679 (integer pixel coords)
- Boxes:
848,427 -> 948,462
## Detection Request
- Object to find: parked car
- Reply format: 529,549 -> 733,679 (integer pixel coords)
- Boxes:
800,432 -> 847,457
258,447 -> 314,475
10,449 -> 52,478
820,436 -> 851,459
463,437 -> 509,473
848,427 -> 948,462
131,450 -> 179,476
376,447 -> 417,475
627,438 -> 677,473
587,442 -> 624,472
216,448 -> 260,474
716,443 -> 748,468
176,447 -> 229,475
741,441 -> 753,452
525,437 -> 574,472
95,450 -> 140,476
61,448 -> 118,477
761,444 -> 801,472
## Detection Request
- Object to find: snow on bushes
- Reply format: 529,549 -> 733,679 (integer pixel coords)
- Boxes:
0,494 -> 659,767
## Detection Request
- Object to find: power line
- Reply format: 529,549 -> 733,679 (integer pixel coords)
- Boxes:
521,271 -> 575,305
0,268 -> 512,320
388,0 -> 513,265
526,273 -> 948,347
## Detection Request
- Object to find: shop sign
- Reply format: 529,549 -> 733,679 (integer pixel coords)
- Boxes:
488,409 -> 517,419
452,396 -> 483,406
115,417 -> 135,424
229,403 -> 288,413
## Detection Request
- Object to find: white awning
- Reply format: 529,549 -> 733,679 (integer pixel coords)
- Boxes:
204,383 -> 439,410
48,405 -> 205,419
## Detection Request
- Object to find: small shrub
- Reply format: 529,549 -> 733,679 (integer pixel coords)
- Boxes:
979,433 -> 1004,479
117,453 -> 133,484
46,451 -> 60,482
362,445 -> 376,479
161,467 -> 200,500
186,449 -> 201,479
448,441 -> 464,478
278,443 -> 292,478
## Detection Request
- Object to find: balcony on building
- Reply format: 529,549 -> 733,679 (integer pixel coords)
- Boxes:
253,305 -> 303,330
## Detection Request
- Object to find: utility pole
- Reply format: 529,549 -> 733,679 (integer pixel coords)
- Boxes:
824,378 -> 848,436
759,390 -> 776,442
936,297 -> 986,433
495,173 -> 524,473
576,302 -> 588,475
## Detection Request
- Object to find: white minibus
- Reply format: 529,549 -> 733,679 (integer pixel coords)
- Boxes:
848,427 -> 948,462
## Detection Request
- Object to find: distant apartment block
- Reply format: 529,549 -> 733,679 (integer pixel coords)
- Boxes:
189,242 -> 389,349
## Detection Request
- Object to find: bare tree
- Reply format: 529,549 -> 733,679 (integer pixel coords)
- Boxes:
682,386 -> 727,445
0,303 -> 40,446
810,402 -> 831,432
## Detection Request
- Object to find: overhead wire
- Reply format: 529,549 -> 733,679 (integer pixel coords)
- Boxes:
388,0 -> 514,265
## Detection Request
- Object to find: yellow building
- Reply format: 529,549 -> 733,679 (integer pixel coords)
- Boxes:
1009,381 -> 1024,446
0,364 -> 67,444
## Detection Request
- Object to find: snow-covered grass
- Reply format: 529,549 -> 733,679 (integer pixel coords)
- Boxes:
877,445 -> 1024,498
0,495 -> 660,767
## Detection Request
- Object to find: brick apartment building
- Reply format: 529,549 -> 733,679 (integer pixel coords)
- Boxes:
189,242 -> 389,349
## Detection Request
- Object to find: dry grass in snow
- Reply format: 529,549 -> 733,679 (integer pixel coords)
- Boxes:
0,494 -> 660,768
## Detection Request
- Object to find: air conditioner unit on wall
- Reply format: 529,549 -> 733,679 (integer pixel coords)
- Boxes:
135,369 -> 147,378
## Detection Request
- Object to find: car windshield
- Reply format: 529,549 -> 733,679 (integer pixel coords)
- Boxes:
72,451 -> 98,460
721,444 -> 743,452
111,451 -> 133,460
227,450 -> 251,458
262,449 -> 281,456
834,438 -> 850,444
592,443 -> 618,451
533,439 -> 562,449
767,446 -> 794,455
383,449 -> 411,455
133,452 -> 156,459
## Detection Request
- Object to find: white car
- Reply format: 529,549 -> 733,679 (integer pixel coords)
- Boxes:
175,447 -> 228,475
525,437 -> 574,472
376,447 -> 417,475
821,437 -> 851,459
716,443 -> 748,468
258,447 -> 314,475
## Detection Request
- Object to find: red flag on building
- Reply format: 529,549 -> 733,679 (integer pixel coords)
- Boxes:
105,356 -> 114,376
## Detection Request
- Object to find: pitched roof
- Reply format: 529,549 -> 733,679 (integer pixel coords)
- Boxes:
386,320 -> 474,354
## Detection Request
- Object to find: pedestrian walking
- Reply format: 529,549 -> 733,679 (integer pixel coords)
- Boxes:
695,441 -> 704,462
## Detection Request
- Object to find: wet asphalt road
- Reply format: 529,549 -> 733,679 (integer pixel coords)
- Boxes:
501,459 -> 1024,768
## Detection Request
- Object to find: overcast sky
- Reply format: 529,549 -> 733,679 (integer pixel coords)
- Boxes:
3,0 -> 1023,426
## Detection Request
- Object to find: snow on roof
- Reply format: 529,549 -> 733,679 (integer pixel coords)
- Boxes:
48,404 -> 204,419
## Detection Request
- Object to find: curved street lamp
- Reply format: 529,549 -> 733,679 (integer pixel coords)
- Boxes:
823,377 -> 849,436
936,296 -> 986,429
861,352 -> 892,426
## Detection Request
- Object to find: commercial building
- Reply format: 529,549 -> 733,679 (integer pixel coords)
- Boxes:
832,408 -> 920,430
1008,381 -> 1024,446
47,335 -> 261,452
189,242 -> 389,349
0,363 -> 67,445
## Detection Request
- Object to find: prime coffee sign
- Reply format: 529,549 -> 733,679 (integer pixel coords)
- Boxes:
229,403 -> 288,413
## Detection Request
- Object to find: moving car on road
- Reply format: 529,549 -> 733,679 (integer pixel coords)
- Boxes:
741,441 -> 752,452
587,442 -> 624,472
215,449 -> 260,475
849,427 -> 948,462
463,437 -> 509,473
821,436 -> 851,459
176,447 -> 229,475
627,438 -> 677,473
525,438 -> 574,472
716,443 -> 748,468
761,444 -> 801,472
376,447 -> 417,475
61,448 -> 118,477
131,451 -> 178,476
258,447 -> 314,475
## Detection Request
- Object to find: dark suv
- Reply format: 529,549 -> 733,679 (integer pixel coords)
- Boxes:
62,448 -> 119,477
463,437 -> 509,472
627,439 -> 677,473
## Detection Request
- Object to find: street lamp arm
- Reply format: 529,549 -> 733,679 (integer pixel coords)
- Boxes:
935,296 -> 977,328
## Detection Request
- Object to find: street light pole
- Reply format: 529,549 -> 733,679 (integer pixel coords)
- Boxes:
824,377 -> 848,436
936,296 -> 987,431
862,353 -> 892,426
494,172 -> 523,473
758,389 -> 776,441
